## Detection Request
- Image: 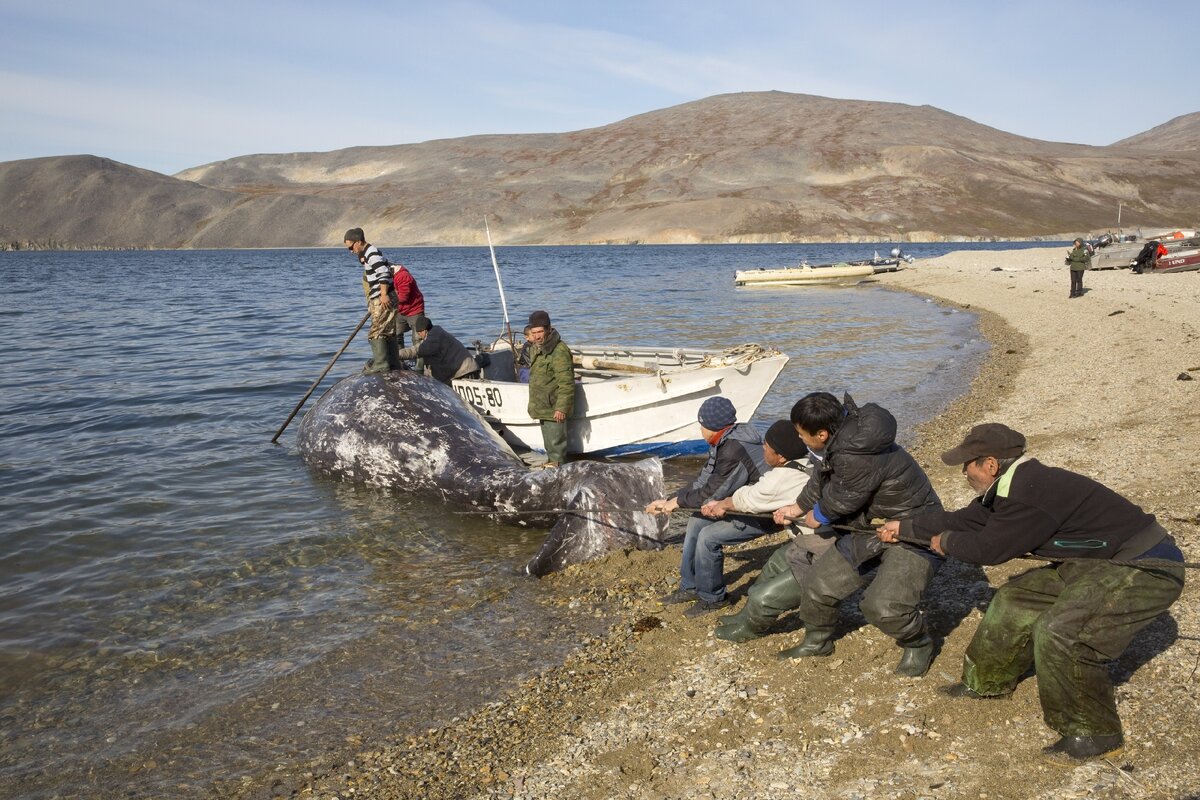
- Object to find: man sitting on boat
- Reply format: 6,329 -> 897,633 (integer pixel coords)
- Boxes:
395,316 -> 481,385
645,396 -> 771,617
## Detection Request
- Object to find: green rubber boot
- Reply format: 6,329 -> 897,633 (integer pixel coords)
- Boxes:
894,633 -> 934,677
715,567 -> 806,643
363,337 -> 390,374
778,625 -> 835,660
384,333 -> 403,370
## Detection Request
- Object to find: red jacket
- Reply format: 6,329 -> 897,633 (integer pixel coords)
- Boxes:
392,264 -> 425,317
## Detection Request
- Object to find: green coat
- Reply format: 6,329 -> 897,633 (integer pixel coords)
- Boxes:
1067,245 -> 1091,272
527,334 -> 575,420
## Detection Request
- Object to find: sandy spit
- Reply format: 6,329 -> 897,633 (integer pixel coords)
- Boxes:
224,248 -> 1200,800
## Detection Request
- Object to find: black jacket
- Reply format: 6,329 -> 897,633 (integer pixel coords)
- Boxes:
902,457 -> 1164,565
403,326 -> 476,384
797,394 -> 942,526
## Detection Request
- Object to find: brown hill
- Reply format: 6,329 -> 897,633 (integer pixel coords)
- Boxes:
3,92 -> 1199,248
1112,111 -> 1200,150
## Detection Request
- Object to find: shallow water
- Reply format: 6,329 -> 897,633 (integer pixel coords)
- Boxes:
0,242 -> 1056,798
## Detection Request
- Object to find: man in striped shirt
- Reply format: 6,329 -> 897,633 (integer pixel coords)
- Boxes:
344,228 -> 401,374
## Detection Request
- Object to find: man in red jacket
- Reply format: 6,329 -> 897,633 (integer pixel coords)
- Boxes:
391,259 -> 426,349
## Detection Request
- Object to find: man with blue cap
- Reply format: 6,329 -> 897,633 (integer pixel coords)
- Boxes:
645,396 -> 770,616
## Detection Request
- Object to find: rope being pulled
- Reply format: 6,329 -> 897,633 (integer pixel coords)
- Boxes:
455,506 -> 1198,570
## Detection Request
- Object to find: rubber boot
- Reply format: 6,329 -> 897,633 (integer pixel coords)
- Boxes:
384,333 -> 403,370
363,337 -> 389,374
778,625 -> 835,659
894,634 -> 934,677
715,569 -> 806,643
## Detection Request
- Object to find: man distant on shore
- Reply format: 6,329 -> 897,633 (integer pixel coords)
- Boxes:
395,316 -> 480,385
524,310 -> 574,468
877,423 -> 1185,766
1065,238 -> 1091,298
344,227 -> 401,373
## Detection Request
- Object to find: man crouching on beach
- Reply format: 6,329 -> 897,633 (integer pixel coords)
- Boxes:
877,423 -> 1185,766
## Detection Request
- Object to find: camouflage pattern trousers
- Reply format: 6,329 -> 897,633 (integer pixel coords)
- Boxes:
367,297 -> 397,341
962,559 -> 1184,736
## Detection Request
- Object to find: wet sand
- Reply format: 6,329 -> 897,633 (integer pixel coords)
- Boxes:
225,248 -> 1200,800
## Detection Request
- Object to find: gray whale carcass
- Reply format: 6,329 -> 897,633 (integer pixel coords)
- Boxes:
295,371 -> 670,576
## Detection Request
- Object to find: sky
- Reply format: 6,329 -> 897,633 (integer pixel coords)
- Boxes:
1,0 -> 1197,176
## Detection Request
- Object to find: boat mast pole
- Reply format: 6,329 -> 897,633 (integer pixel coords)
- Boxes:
485,217 -> 514,344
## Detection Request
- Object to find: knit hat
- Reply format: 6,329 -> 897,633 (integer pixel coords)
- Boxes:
940,423 -> 1026,465
528,310 -> 551,329
413,315 -> 432,332
765,420 -> 807,461
343,227 -> 365,243
697,396 -> 737,431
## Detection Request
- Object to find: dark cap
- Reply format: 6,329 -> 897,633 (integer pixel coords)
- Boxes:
413,315 -> 432,332
765,420 -> 807,461
940,423 -> 1026,465
527,310 -> 551,329
697,396 -> 736,431
344,227 -> 365,243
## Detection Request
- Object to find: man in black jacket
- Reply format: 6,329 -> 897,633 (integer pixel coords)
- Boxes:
774,392 -> 943,676
877,422 -> 1185,765
395,316 -> 480,385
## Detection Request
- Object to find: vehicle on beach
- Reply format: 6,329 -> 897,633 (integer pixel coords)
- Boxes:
1088,228 -> 1197,270
451,342 -> 789,457
734,248 -> 915,286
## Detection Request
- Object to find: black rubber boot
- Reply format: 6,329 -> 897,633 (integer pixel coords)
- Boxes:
778,625 -> 835,659
1041,734 -> 1124,766
363,337 -> 389,374
894,634 -> 934,677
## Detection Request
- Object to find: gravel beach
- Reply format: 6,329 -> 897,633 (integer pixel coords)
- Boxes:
227,247 -> 1200,800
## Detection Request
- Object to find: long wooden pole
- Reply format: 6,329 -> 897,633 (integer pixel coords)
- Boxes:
270,311 -> 370,443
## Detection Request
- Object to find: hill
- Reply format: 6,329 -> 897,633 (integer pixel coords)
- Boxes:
3,92 -> 1199,248
1113,111 -> 1200,150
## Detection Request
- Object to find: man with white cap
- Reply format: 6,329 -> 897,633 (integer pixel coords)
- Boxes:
645,396 -> 769,616
877,422 -> 1185,765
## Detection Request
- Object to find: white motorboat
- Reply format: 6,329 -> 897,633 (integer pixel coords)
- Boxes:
452,343 -> 789,457
734,263 -> 875,287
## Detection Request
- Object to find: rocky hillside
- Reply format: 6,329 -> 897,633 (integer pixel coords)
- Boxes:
3,92 -> 1199,248
1113,111 -> 1200,150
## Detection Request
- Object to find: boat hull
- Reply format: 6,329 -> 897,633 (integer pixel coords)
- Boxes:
452,344 -> 788,456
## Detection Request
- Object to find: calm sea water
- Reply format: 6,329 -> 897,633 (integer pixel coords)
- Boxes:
0,242 -> 1056,798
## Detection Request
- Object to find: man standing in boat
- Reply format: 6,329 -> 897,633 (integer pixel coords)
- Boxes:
344,227 -> 401,374
876,423 -> 1185,765
524,310 -> 574,469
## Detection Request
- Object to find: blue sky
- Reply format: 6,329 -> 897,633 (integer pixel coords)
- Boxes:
1,0 -> 1196,175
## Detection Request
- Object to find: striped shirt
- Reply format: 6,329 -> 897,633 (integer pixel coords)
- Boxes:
360,245 -> 395,301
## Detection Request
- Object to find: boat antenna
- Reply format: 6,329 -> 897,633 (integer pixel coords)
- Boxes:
484,216 -> 514,344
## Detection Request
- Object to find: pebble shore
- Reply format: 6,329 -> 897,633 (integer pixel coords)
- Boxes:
224,248 -> 1200,800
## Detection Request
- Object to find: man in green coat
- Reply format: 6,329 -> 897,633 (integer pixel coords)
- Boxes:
525,310 -> 575,468
1066,238 -> 1091,298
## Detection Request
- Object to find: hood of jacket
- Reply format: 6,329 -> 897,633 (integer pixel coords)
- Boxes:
828,394 -> 897,457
